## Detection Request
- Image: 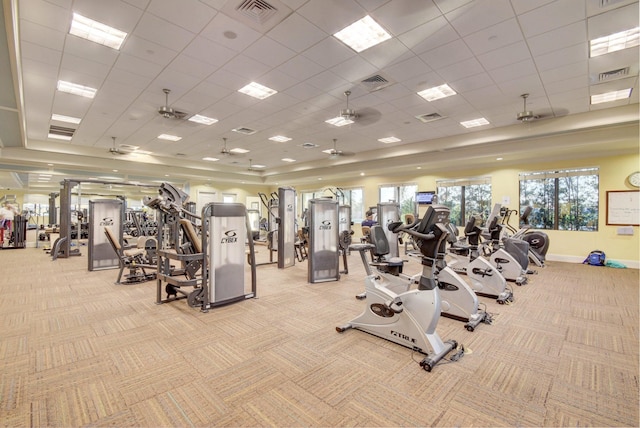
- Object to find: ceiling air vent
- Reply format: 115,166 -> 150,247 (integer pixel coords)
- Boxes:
301,142 -> 318,149
598,67 -> 630,82
599,0 -> 626,7
360,73 -> 394,92
223,0 -> 292,32
48,125 -> 76,138
415,113 -> 445,123
232,127 -> 257,135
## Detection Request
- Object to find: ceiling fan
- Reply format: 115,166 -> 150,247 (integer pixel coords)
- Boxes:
326,138 -> 355,158
339,90 -> 381,126
108,136 -> 126,155
516,93 -> 540,122
158,88 -> 188,120
220,137 -> 235,156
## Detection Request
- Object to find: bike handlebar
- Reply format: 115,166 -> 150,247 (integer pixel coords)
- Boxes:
387,219 -> 437,241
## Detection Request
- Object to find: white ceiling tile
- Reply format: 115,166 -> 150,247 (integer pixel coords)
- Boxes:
450,72 -> 495,93
224,55 -> 272,81
527,21 -> 587,57
359,38 -> 413,69
20,41 -> 62,66
371,0 -> 441,35
243,37 -> 297,68
432,0 -> 473,15
182,36 -> 237,68
166,54 -> 216,81
120,35 -> 179,66
114,53 -> 164,79
199,11 -> 262,52
587,2 -> 639,39
64,35 -> 120,66
19,20 -> 65,51
206,68 -> 252,93
330,56 -> 379,84
278,55 -> 323,81
518,0 -> 586,38
132,13 -> 195,52
297,0 -> 367,34
304,70 -> 350,92
463,18 -> 524,56
73,0 -> 144,34
585,0 -> 637,17
488,59 -> 538,83
534,43 -> 587,72
445,0 -> 514,37
397,16 -> 458,55
477,41 -> 532,71
510,0 -> 555,15
19,0 -> 69,32
267,13 -> 327,53
497,74 -> 545,99
384,56 -> 432,82
540,61 -> 588,84
60,53 -> 112,81
147,0 -> 217,33
419,39 -> 473,70
436,57 -> 485,82
302,37 -> 356,68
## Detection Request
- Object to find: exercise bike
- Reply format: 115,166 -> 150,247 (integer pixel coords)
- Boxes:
351,223 -> 492,330
446,216 -> 514,304
502,206 -> 549,267
337,205 -> 464,372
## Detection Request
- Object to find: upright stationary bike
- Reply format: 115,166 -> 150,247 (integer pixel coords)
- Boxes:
337,205 -> 464,372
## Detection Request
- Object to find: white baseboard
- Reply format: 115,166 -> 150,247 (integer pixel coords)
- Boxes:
547,254 -> 639,269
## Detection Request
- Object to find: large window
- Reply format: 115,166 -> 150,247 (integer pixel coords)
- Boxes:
379,184 -> 417,219
519,168 -> 599,231
437,178 -> 492,226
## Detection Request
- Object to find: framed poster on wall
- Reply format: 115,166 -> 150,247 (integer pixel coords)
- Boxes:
606,191 -> 639,226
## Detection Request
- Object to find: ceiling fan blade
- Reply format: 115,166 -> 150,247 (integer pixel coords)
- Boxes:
354,107 -> 381,126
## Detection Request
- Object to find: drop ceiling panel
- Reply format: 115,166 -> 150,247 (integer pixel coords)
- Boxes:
526,21 -> 587,57
296,0 -> 366,35
72,0 -> 144,34
518,0 -> 585,38
199,12 -> 262,52
19,0 -> 69,32
397,16 -> 458,55
302,37 -> 357,69
181,36 -> 237,68
419,39 -> 474,70
463,18 -> 524,56
20,41 -> 62,66
266,13 -> 327,54
147,0 -> 217,33
132,13 -> 195,52
445,0 -> 514,37
488,58 -> 538,83
534,44 -> 587,72
372,0 -> 441,35
120,35 -> 178,66
587,2 -> 639,38
19,20 -> 65,50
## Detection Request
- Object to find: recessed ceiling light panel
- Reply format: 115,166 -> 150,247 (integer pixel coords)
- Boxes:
238,82 -> 277,99
188,114 -> 218,125
157,134 -> 182,141
460,118 -> 490,128
590,27 -> 639,57
51,114 -> 81,124
417,84 -> 457,102
334,15 -> 391,52
378,137 -> 401,144
590,88 -> 632,104
57,80 -> 97,98
325,116 -> 354,127
230,148 -> 250,154
281,158 -> 296,162
203,157 -> 220,162
70,13 -> 127,50
269,135 -> 292,142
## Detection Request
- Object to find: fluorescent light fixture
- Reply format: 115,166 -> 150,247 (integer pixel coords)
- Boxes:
590,27 -> 639,57
230,148 -> 249,154
132,150 -> 152,155
238,82 -> 277,100
417,84 -> 457,101
460,118 -> 490,128
47,133 -> 72,141
321,149 -> 334,154
202,157 -> 220,162
157,134 -> 182,141
70,13 -> 127,50
269,135 -> 292,142
38,174 -> 52,177
334,15 -> 391,52
591,88 -> 632,104
378,137 -> 401,144
51,113 -> 81,124
57,80 -> 97,98
251,164 -> 266,168
188,114 -> 218,125
281,158 -> 296,162
325,116 -> 354,127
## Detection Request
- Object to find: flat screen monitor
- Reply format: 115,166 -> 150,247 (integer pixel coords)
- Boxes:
416,191 -> 436,205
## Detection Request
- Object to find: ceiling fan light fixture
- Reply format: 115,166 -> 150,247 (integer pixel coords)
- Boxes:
230,148 -> 250,154
269,135 -> 292,142
203,157 -> 220,162
378,136 -> 401,144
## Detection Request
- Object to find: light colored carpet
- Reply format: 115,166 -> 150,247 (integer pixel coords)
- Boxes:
0,246 -> 638,427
